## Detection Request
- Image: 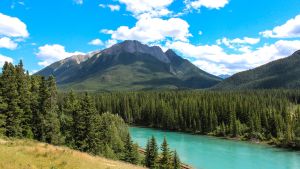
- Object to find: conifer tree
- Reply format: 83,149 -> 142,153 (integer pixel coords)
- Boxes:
16,61 -> 33,138
1,62 -> 23,137
39,76 -> 61,144
145,136 -> 158,168
173,150 -> 181,169
61,90 -> 79,147
123,133 -> 139,164
73,92 -> 97,152
160,137 -> 172,169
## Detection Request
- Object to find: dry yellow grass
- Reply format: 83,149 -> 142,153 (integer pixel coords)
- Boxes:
0,138 -> 146,169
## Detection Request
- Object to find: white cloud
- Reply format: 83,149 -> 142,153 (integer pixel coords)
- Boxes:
88,39 -> 104,46
260,14 -> 300,38
167,40 -> 300,75
0,13 -> 29,38
36,44 -> 84,67
74,0 -> 83,5
0,54 -> 13,67
118,0 -> 173,18
217,37 -> 260,49
108,5 -> 121,11
102,17 -> 191,43
185,0 -> 229,11
105,39 -> 118,48
0,37 -> 18,50
99,4 -> 121,11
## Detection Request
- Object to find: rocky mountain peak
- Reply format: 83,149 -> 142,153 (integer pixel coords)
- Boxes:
101,40 -> 170,63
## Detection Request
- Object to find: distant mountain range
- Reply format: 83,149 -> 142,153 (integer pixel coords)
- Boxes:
36,40 -> 222,91
218,74 -> 231,79
214,50 -> 300,90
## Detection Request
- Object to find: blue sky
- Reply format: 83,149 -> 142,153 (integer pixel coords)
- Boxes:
0,0 -> 300,75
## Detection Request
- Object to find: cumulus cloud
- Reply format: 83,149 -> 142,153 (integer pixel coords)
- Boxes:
118,0 -> 173,18
217,37 -> 260,49
102,17 -> 191,43
260,14 -> 300,38
0,54 -> 13,67
36,44 -> 84,67
108,5 -> 121,11
0,37 -> 18,50
88,39 -> 104,46
167,40 -> 300,75
99,4 -> 121,11
0,13 -> 29,38
185,0 -> 229,11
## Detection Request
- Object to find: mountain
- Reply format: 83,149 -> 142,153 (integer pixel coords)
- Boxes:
218,74 -> 231,79
213,50 -> 300,90
36,40 -> 222,91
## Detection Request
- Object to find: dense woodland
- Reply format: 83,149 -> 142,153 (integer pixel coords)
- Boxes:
74,90 -> 300,149
0,61 -> 180,169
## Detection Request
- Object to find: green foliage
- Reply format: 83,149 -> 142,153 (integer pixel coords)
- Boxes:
214,50 -> 300,90
159,137 -> 172,169
145,136 -> 159,168
0,61 -> 144,166
123,133 -> 139,164
172,151 -> 180,169
85,90 -> 300,149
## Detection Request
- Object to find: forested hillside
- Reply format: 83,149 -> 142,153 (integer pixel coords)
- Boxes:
0,61 -> 182,169
63,90 -> 300,149
214,50 -> 300,89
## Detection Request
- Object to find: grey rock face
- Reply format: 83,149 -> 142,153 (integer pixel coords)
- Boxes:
101,40 -> 170,63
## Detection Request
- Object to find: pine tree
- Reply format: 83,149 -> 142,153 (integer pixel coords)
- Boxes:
0,95 -> 7,136
173,150 -> 181,169
61,90 -> 79,147
145,136 -> 158,168
39,76 -> 61,144
73,92 -> 97,152
159,137 -> 172,169
16,61 -> 33,138
123,133 -> 139,164
1,62 -> 23,137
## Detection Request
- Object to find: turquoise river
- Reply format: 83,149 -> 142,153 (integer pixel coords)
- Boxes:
129,127 -> 300,169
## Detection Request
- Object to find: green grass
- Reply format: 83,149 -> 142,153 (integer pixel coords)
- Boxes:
0,137 -> 145,169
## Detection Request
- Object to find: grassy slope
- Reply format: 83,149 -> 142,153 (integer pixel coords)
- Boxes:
0,138 -> 145,169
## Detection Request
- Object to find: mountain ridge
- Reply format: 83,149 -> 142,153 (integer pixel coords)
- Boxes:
36,40 -> 222,91
213,50 -> 300,90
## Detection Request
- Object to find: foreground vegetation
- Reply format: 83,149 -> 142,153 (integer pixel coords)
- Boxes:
0,137 -> 145,169
76,90 -> 300,149
0,61 -> 182,169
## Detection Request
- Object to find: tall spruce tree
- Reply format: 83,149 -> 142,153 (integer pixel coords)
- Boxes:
160,137 -> 172,169
73,92 -> 97,152
1,62 -> 23,137
61,90 -> 79,147
145,136 -> 158,168
39,76 -> 61,144
16,61 -> 33,138
123,133 -> 139,164
173,150 -> 181,169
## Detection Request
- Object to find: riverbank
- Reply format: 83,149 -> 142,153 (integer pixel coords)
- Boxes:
130,126 -> 300,169
130,125 -> 300,151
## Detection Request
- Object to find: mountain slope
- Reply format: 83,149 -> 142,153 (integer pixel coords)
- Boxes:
37,40 -> 222,91
214,50 -> 300,90
0,138 -> 144,169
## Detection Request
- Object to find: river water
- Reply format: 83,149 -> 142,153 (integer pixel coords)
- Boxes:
129,127 -> 300,169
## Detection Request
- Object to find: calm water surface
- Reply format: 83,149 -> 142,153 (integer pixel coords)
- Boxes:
129,127 -> 300,169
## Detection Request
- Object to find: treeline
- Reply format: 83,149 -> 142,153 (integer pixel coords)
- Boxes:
0,61 -> 134,159
0,61 -> 182,168
67,90 -> 300,149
